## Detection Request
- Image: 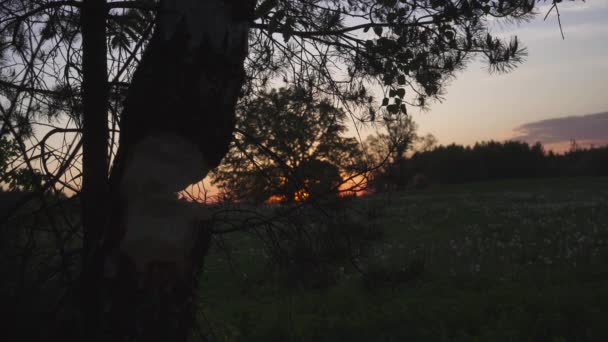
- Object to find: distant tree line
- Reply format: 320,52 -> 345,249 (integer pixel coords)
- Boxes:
370,140 -> 608,191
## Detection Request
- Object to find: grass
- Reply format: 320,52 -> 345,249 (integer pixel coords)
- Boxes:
198,177 -> 608,341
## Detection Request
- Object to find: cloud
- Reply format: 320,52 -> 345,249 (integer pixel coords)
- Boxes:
512,112 -> 608,150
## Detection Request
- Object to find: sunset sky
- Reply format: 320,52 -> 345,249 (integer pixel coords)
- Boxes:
31,1 -> 607,198
194,1 -> 608,199
397,0 -> 608,152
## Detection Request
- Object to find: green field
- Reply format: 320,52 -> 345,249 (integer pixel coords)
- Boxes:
198,178 -> 608,342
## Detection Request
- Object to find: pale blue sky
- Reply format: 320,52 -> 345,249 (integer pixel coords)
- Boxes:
405,0 -> 608,150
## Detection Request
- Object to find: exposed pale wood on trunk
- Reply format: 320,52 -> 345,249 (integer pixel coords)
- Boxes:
103,0 -> 256,340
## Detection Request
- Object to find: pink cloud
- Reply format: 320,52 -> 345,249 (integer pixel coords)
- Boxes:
512,112 -> 608,152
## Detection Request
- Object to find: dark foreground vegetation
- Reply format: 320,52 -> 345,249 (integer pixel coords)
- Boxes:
198,177 -> 608,341
0,0 -> 591,339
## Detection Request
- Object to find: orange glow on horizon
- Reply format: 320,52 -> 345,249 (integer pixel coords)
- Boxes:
177,172 -> 374,205
265,194 -> 287,204
293,189 -> 310,202
338,174 -> 370,197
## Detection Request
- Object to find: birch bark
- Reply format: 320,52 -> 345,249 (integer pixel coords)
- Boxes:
104,1 -> 256,340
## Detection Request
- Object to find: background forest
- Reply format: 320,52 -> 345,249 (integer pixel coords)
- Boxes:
1,0 -> 607,341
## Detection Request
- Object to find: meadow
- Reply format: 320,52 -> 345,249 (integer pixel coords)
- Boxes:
198,177 -> 608,342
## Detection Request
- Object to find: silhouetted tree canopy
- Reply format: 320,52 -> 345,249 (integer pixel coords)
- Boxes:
364,115 -> 424,190
0,0 -> 555,205
0,0 -> 581,341
0,137 -> 18,184
366,115 -> 419,163
212,87 -> 362,203
0,0 -> 545,154
0,136 -> 42,191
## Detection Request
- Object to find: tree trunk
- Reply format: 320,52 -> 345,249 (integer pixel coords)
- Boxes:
80,0 -> 109,340
103,1 -> 256,341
